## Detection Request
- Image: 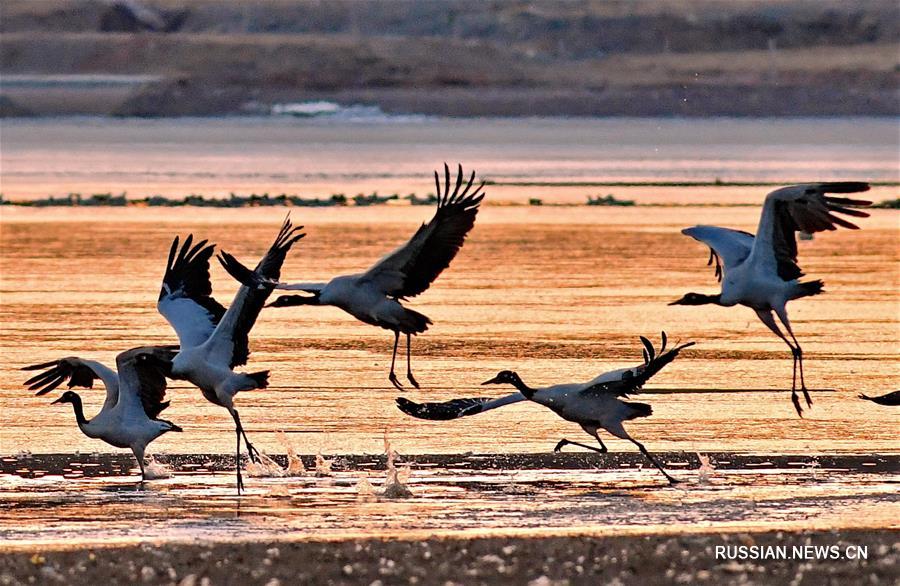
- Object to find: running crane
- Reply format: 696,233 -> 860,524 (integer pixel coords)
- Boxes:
398,333 -> 693,484
22,346 -> 182,482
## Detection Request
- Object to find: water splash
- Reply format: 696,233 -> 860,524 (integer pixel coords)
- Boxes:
697,453 -> 715,484
142,455 -> 173,480
242,432 -> 309,478
381,432 -> 412,499
355,475 -> 376,501
244,452 -> 288,478
315,452 -> 334,477
277,431 -> 306,476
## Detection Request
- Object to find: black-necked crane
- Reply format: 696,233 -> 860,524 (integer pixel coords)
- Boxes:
858,391 -> 900,406
157,217 -> 304,492
398,333 -> 693,485
238,164 -> 484,391
22,346 -> 181,482
670,182 -> 872,417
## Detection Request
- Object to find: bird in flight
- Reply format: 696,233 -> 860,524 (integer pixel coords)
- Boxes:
245,163 -> 484,391
157,217 -> 304,492
670,182 -> 871,416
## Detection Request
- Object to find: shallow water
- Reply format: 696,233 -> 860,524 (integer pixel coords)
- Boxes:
0,117 -> 898,546
1,452 -> 898,549
2,206 -> 897,457
1,117 -> 898,203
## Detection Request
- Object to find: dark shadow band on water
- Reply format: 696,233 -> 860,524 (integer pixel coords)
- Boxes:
2,452 -> 897,479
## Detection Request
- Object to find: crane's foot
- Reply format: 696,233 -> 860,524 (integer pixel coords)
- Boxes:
554,438 -> 606,453
406,371 -> 420,389
245,441 -> 261,463
791,390 -> 804,418
389,372 -> 404,391
801,387 -> 813,408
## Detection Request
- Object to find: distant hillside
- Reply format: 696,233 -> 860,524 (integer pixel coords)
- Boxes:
2,0 -> 898,117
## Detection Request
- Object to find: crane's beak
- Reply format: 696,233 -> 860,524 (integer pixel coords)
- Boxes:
51,396 -> 65,405
481,376 -> 502,385
668,297 -> 686,306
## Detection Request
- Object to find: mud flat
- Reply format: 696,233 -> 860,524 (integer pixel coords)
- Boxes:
1,529 -> 896,585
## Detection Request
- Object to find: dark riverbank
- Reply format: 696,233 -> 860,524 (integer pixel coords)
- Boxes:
2,1 -> 897,117
2,529 -> 896,585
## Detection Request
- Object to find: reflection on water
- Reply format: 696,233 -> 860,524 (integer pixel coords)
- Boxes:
1,206 -> 897,457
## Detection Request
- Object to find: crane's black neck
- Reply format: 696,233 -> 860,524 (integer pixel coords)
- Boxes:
67,393 -> 89,427
508,373 -> 536,399
697,293 -> 723,305
680,292 -> 724,306
271,293 -> 321,308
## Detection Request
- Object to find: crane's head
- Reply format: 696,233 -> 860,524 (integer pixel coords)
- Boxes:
669,292 -> 722,306
51,390 -> 80,405
266,293 -> 320,309
482,370 -> 521,386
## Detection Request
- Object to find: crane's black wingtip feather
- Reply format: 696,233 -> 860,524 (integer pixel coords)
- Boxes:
21,360 -> 60,371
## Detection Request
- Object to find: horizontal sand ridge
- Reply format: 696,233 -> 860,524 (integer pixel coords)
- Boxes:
4,452 -> 898,477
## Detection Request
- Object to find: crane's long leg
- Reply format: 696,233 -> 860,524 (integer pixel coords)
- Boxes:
230,411 -> 246,494
605,422 -> 677,484
554,438 -> 607,453
235,426 -> 245,494
755,309 -> 803,417
628,437 -> 678,485
775,307 -> 811,407
133,446 -> 146,486
388,330 -> 403,390
405,333 -> 420,389
232,409 -> 260,463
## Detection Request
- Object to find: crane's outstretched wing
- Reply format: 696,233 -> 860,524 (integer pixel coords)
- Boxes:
157,234 -> 226,349
361,163 -> 484,299
681,226 -> 755,282
22,357 -> 117,396
750,182 -> 871,280
395,352 -> 664,422
581,332 -> 694,398
212,217 -> 305,368
115,346 -> 179,419
396,392 -> 524,421
858,390 -> 900,406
